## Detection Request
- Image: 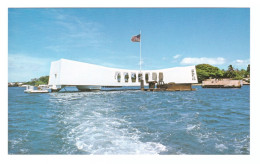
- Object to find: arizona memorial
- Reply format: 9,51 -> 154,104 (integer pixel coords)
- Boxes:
48,59 -> 198,92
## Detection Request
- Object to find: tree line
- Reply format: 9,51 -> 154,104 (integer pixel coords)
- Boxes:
196,64 -> 250,83
24,76 -> 49,86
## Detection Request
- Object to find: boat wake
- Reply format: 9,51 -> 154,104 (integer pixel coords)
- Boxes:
52,92 -> 167,154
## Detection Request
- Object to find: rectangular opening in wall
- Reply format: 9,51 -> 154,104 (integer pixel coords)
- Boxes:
159,72 -> 163,82
131,73 -> 136,83
115,72 -> 121,82
145,73 -> 149,83
152,72 -> 157,81
124,72 -> 129,83
138,73 -> 143,82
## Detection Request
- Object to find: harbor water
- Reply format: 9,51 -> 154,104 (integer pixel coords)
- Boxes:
8,86 -> 250,154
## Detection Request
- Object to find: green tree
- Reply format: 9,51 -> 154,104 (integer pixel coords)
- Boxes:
237,69 -> 247,78
196,64 -> 224,83
39,76 -> 49,84
225,65 -> 236,78
24,76 -> 49,86
228,65 -> 234,71
246,64 -> 250,77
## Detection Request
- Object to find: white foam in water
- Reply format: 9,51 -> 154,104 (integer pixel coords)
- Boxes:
215,143 -> 228,152
186,124 -> 198,131
70,122 -> 167,154
60,100 -> 167,154
48,90 -> 249,155
233,135 -> 250,154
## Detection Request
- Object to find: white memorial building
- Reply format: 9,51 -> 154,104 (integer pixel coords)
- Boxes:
48,59 -> 198,91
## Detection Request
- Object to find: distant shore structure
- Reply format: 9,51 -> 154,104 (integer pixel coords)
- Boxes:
48,59 -> 198,92
202,79 -> 243,88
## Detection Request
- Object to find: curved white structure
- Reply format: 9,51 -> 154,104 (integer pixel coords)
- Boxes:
48,59 -> 198,91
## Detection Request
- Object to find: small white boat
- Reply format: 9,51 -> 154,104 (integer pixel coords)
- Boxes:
24,85 -> 49,93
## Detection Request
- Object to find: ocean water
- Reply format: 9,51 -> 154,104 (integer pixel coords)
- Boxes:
8,86 -> 250,154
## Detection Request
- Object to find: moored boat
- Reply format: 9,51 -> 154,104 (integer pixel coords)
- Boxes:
24,85 -> 49,93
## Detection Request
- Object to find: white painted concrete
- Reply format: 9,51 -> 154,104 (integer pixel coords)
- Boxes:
48,59 -> 198,89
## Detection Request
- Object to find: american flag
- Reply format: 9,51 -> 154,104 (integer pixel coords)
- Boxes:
131,34 -> 141,42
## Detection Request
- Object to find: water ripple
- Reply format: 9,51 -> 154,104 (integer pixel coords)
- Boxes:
8,86 -> 250,154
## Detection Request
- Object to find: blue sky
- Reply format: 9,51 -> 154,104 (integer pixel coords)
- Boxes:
8,8 -> 250,82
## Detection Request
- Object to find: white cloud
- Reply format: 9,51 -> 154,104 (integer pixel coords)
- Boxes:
232,59 -> 250,68
180,57 -> 226,65
43,10 -> 105,51
173,54 -> 181,59
235,59 -> 249,64
171,54 -> 182,63
236,59 -> 244,63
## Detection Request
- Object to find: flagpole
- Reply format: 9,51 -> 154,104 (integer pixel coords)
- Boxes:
140,30 -> 142,73
139,30 -> 144,90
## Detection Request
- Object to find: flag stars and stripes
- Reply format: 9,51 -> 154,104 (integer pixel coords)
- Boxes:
131,34 -> 141,42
